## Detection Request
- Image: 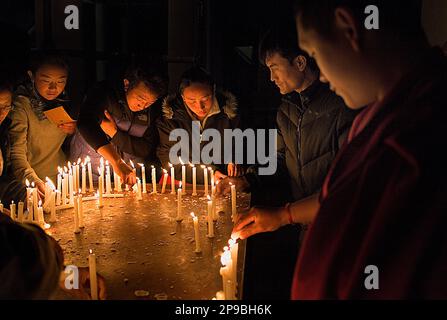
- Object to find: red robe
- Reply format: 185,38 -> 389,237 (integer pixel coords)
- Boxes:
292,48 -> 447,299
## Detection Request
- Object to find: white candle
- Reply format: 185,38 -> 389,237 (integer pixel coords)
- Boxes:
50,190 -> 56,223
209,167 -> 214,192
116,174 -> 122,192
78,190 -> 84,228
10,201 -> 16,221
161,169 -> 168,194
220,247 -> 235,300
56,169 -> 62,205
62,168 -> 68,205
73,194 -> 80,233
212,194 -> 217,221
202,165 -> 208,196
97,168 -> 103,208
69,169 -> 74,205
37,200 -> 45,225
176,183 -> 183,222
179,157 -> 186,195
191,212 -> 202,253
105,161 -> 112,194
137,164 -> 146,194
81,164 -> 86,194
231,183 -> 236,222
32,182 -> 38,221
88,249 -> 98,300
136,178 -> 143,200
151,165 -> 156,194
87,157 -> 94,192
76,158 -> 81,191
207,197 -> 214,238
17,201 -> 24,222
191,164 -> 197,196
169,163 -> 175,194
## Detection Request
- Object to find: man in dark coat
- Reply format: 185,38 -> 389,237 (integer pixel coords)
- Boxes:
219,24 -> 356,299
75,65 -> 167,185
234,0 -> 447,299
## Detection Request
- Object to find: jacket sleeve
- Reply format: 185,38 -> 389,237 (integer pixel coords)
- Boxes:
8,97 -> 41,184
77,85 -> 110,151
111,124 -> 158,159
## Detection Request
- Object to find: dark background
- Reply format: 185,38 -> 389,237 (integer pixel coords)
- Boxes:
0,0 -> 298,131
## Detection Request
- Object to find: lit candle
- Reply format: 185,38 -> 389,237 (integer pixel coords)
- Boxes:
9,201 -> 16,221
100,158 -> 105,191
26,181 -> 34,222
216,291 -> 225,300
88,249 -> 98,300
209,167 -> 214,193
202,165 -> 208,196
191,212 -> 202,253
50,189 -> 57,223
63,167 -> 68,205
78,189 -> 84,228
179,157 -> 186,195
229,239 -> 239,286
37,200 -> 45,226
56,168 -> 62,204
17,201 -> 24,222
161,169 -> 168,194
211,193 -> 217,221
136,177 -> 143,200
73,194 -> 80,233
68,167 -> 74,205
220,247 -> 235,300
45,178 -> 56,223
137,163 -> 147,194
116,174 -> 122,192
97,167 -> 103,208
32,182 -> 38,220
105,161 -> 112,194
207,196 -> 214,238
230,183 -> 236,222
191,163 -> 197,196
87,157 -> 94,192
130,159 -> 136,176
176,182 -> 183,222
151,165 -> 157,194
169,163 -> 175,194
81,163 -> 86,194
76,158 -> 81,191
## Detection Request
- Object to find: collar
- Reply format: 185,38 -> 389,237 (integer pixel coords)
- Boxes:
185,96 -> 221,129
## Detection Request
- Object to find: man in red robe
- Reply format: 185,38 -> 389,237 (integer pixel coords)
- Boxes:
233,0 -> 447,299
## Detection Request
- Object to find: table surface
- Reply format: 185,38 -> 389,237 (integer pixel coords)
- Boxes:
49,187 -> 250,300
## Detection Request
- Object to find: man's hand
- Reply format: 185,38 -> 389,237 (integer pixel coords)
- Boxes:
114,160 -> 136,186
216,176 -> 250,195
100,110 -> 118,138
227,163 -> 244,177
35,181 -> 46,202
60,267 -> 107,300
232,206 -> 289,240
58,121 -> 77,135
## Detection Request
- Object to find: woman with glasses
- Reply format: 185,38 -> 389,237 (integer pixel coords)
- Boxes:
8,52 -> 76,199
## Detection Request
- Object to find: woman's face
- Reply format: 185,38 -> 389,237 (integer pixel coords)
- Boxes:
29,64 -> 68,101
182,82 -> 214,120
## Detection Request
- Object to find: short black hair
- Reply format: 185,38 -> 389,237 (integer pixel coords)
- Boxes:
294,0 -> 423,40
124,64 -> 168,97
259,23 -> 318,71
29,51 -> 69,74
178,67 -> 215,94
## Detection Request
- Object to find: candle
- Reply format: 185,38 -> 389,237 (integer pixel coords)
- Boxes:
191,164 -> 197,196
151,165 -> 157,194
209,167 -> 214,192
207,196 -> 214,238
0,201 -> 3,213
45,178 -> 56,222
105,161 -> 112,194
176,182 -> 183,222
179,157 -> 186,195
37,200 -> 45,226
73,194 -> 80,233
191,212 -> 202,253
220,247 -> 235,300
32,182 -> 38,221
229,239 -> 239,285
81,163 -> 86,194
63,167 -> 68,205
26,182 -> 34,222
78,190 -> 84,228
137,163 -> 146,194
56,169 -> 62,205
87,157 -> 94,192
169,163 -> 175,194
97,168 -> 103,208
116,174 -> 122,192
230,183 -> 236,222
69,168 -> 74,205
202,165 -> 208,196
136,178 -> 143,200
17,201 -> 24,222
216,291 -> 225,300
161,169 -> 168,194
50,189 -> 57,223
9,201 -> 16,221
211,194 -> 217,221
76,158 -> 81,191
88,249 -> 98,300
100,158 -> 105,191
130,159 -> 136,176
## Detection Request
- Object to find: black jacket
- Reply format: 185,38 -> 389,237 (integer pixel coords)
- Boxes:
0,117 -> 26,205
246,80 -> 357,202
77,81 -> 163,163
157,90 -> 240,184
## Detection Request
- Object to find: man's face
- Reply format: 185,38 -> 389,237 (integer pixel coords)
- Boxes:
182,82 -> 214,120
30,64 -> 68,101
296,14 -> 376,109
265,52 -> 305,95
0,90 -> 12,125
125,80 -> 159,112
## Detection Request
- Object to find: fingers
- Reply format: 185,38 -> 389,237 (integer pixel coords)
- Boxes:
233,210 -> 256,232
227,164 -> 234,176
104,110 -> 115,123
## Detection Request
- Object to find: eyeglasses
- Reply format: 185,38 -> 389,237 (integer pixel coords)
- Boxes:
0,104 -> 14,113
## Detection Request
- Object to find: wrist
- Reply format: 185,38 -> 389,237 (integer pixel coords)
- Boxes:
283,203 -> 294,225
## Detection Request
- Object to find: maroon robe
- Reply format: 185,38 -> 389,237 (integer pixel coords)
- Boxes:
292,48 -> 447,299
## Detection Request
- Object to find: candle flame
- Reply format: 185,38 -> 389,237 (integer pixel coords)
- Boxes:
89,249 -> 93,254
190,162 -> 195,168
151,165 -> 154,169
228,238 -> 236,247
31,182 -> 35,187
179,181 -> 182,189
138,163 -> 144,167
220,249 -> 231,266
11,200 -> 14,204
68,161 -> 71,167
64,166 -> 68,173
190,212 -> 196,218
106,160 -> 109,166
78,188 -> 82,194
38,199 -> 42,207
207,195 -> 211,201
46,177 -> 56,190
26,179 -> 30,187
130,160 -> 135,168
44,223 -> 51,229
97,167 -> 101,175
201,165 -> 206,169
163,169 -> 167,174
100,158 -> 104,165
77,158 -> 81,165
208,166 -> 212,171
86,156 -> 90,162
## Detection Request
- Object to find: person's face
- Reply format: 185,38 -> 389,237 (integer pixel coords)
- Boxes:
125,80 -> 160,112
29,64 -> 68,101
182,82 -> 214,120
265,52 -> 305,94
0,90 -> 12,124
296,10 -> 377,109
